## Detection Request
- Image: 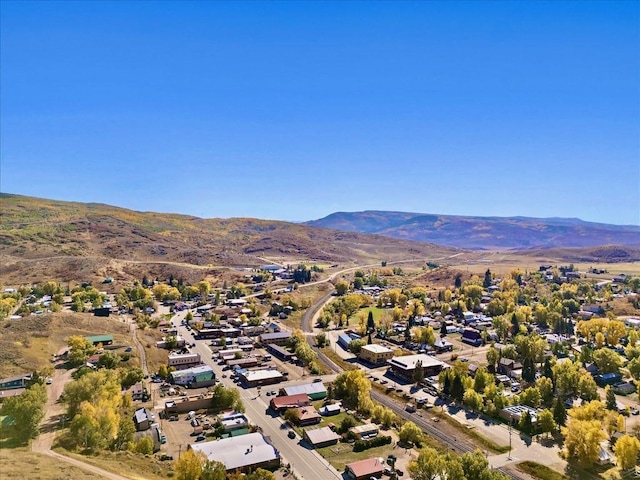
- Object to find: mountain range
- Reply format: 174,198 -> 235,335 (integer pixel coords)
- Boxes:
1,194 -> 639,285
306,211 -> 640,250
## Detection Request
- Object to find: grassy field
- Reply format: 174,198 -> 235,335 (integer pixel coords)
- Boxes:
517,461 -> 569,480
348,306 -> 386,326
0,447 -> 105,479
317,441 -> 396,472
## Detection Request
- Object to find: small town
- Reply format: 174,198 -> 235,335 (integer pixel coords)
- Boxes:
1,261 -> 639,480
1,1 -> 638,479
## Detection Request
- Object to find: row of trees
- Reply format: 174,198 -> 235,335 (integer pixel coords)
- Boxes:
409,446 -> 509,480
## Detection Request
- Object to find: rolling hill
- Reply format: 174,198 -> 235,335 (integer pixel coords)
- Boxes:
306,211 -> 640,250
0,194 -> 464,284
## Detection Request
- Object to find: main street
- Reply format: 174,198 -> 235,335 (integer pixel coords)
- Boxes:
170,310 -> 343,480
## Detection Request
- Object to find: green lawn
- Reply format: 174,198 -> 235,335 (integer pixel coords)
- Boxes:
310,400 -> 362,430
347,306 -> 386,326
317,442 -> 395,472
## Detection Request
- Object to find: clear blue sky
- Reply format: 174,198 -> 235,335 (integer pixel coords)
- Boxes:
1,1 -> 638,225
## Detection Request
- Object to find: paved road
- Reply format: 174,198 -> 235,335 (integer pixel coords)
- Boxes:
172,312 -> 343,480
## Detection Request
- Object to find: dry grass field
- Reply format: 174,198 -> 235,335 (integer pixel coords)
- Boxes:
0,312 -> 133,378
0,448 -> 105,480
52,449 -> 173,480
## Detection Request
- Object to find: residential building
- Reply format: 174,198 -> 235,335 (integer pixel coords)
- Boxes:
304,426 -> 340,448
349,423 -> 379,440
295,406 -> 321,426
498,358 -> 523,377
133,408 -> 155,431
344,457 -> 385,480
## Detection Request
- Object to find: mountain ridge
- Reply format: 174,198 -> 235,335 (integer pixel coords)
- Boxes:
306,210 -> 640,250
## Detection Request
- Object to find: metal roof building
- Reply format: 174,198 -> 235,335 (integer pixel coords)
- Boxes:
190,432 -> 280,472
282,382 -> 327,400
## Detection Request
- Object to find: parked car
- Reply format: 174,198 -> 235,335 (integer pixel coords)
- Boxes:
287,430 -> 296,439
195,434 -> 206,442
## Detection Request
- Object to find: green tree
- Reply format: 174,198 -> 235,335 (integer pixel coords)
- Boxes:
592,348 -> 623,374
200,460 -> 226,480
483,269 -> 492,288
98,351 -> 120,369
0,383 -> 47,441
399,421 -> 423,446
486,346 -> 499,373
283,408 -> 300,425
605,386 -> 617,411
334,280 -> 349,296
348,339 -> 367,355
67,335 -> 96,367
333,370 -> 373,413
451,374 -> 464,402
134,436 -> 154,454
537,409 -> 556,438
553,398 -> 567,427
245,469 -> 276,480
366,311 -> 375,333
408,446 -> 443,480
113,416 -> 136,451
413,360 -> 425,384
519,410 -> 533,436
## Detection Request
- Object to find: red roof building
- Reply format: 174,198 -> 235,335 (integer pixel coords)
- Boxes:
269,393 -> 310,412
345,457 -> 385,480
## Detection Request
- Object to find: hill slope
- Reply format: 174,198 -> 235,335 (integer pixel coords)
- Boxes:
0,194 -> 463,284
306,211 -> 640,250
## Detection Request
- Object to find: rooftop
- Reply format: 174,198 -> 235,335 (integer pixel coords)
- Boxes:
387,353 -> 446,370
242,369 -> 283,382
190,432 -> 278,471
260,332 -> 291,341
304,426 -> 340,445
345,457 -> 385,478
282,382 -> 326,396
361,344 -> 393,354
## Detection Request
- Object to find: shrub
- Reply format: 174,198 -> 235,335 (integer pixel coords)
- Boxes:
353,435 -> 392,452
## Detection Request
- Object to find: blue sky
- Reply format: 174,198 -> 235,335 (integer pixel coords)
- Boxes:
1,1 -> 638,225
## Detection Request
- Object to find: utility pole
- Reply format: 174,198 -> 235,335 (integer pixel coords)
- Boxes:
508,420 -> 512,460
